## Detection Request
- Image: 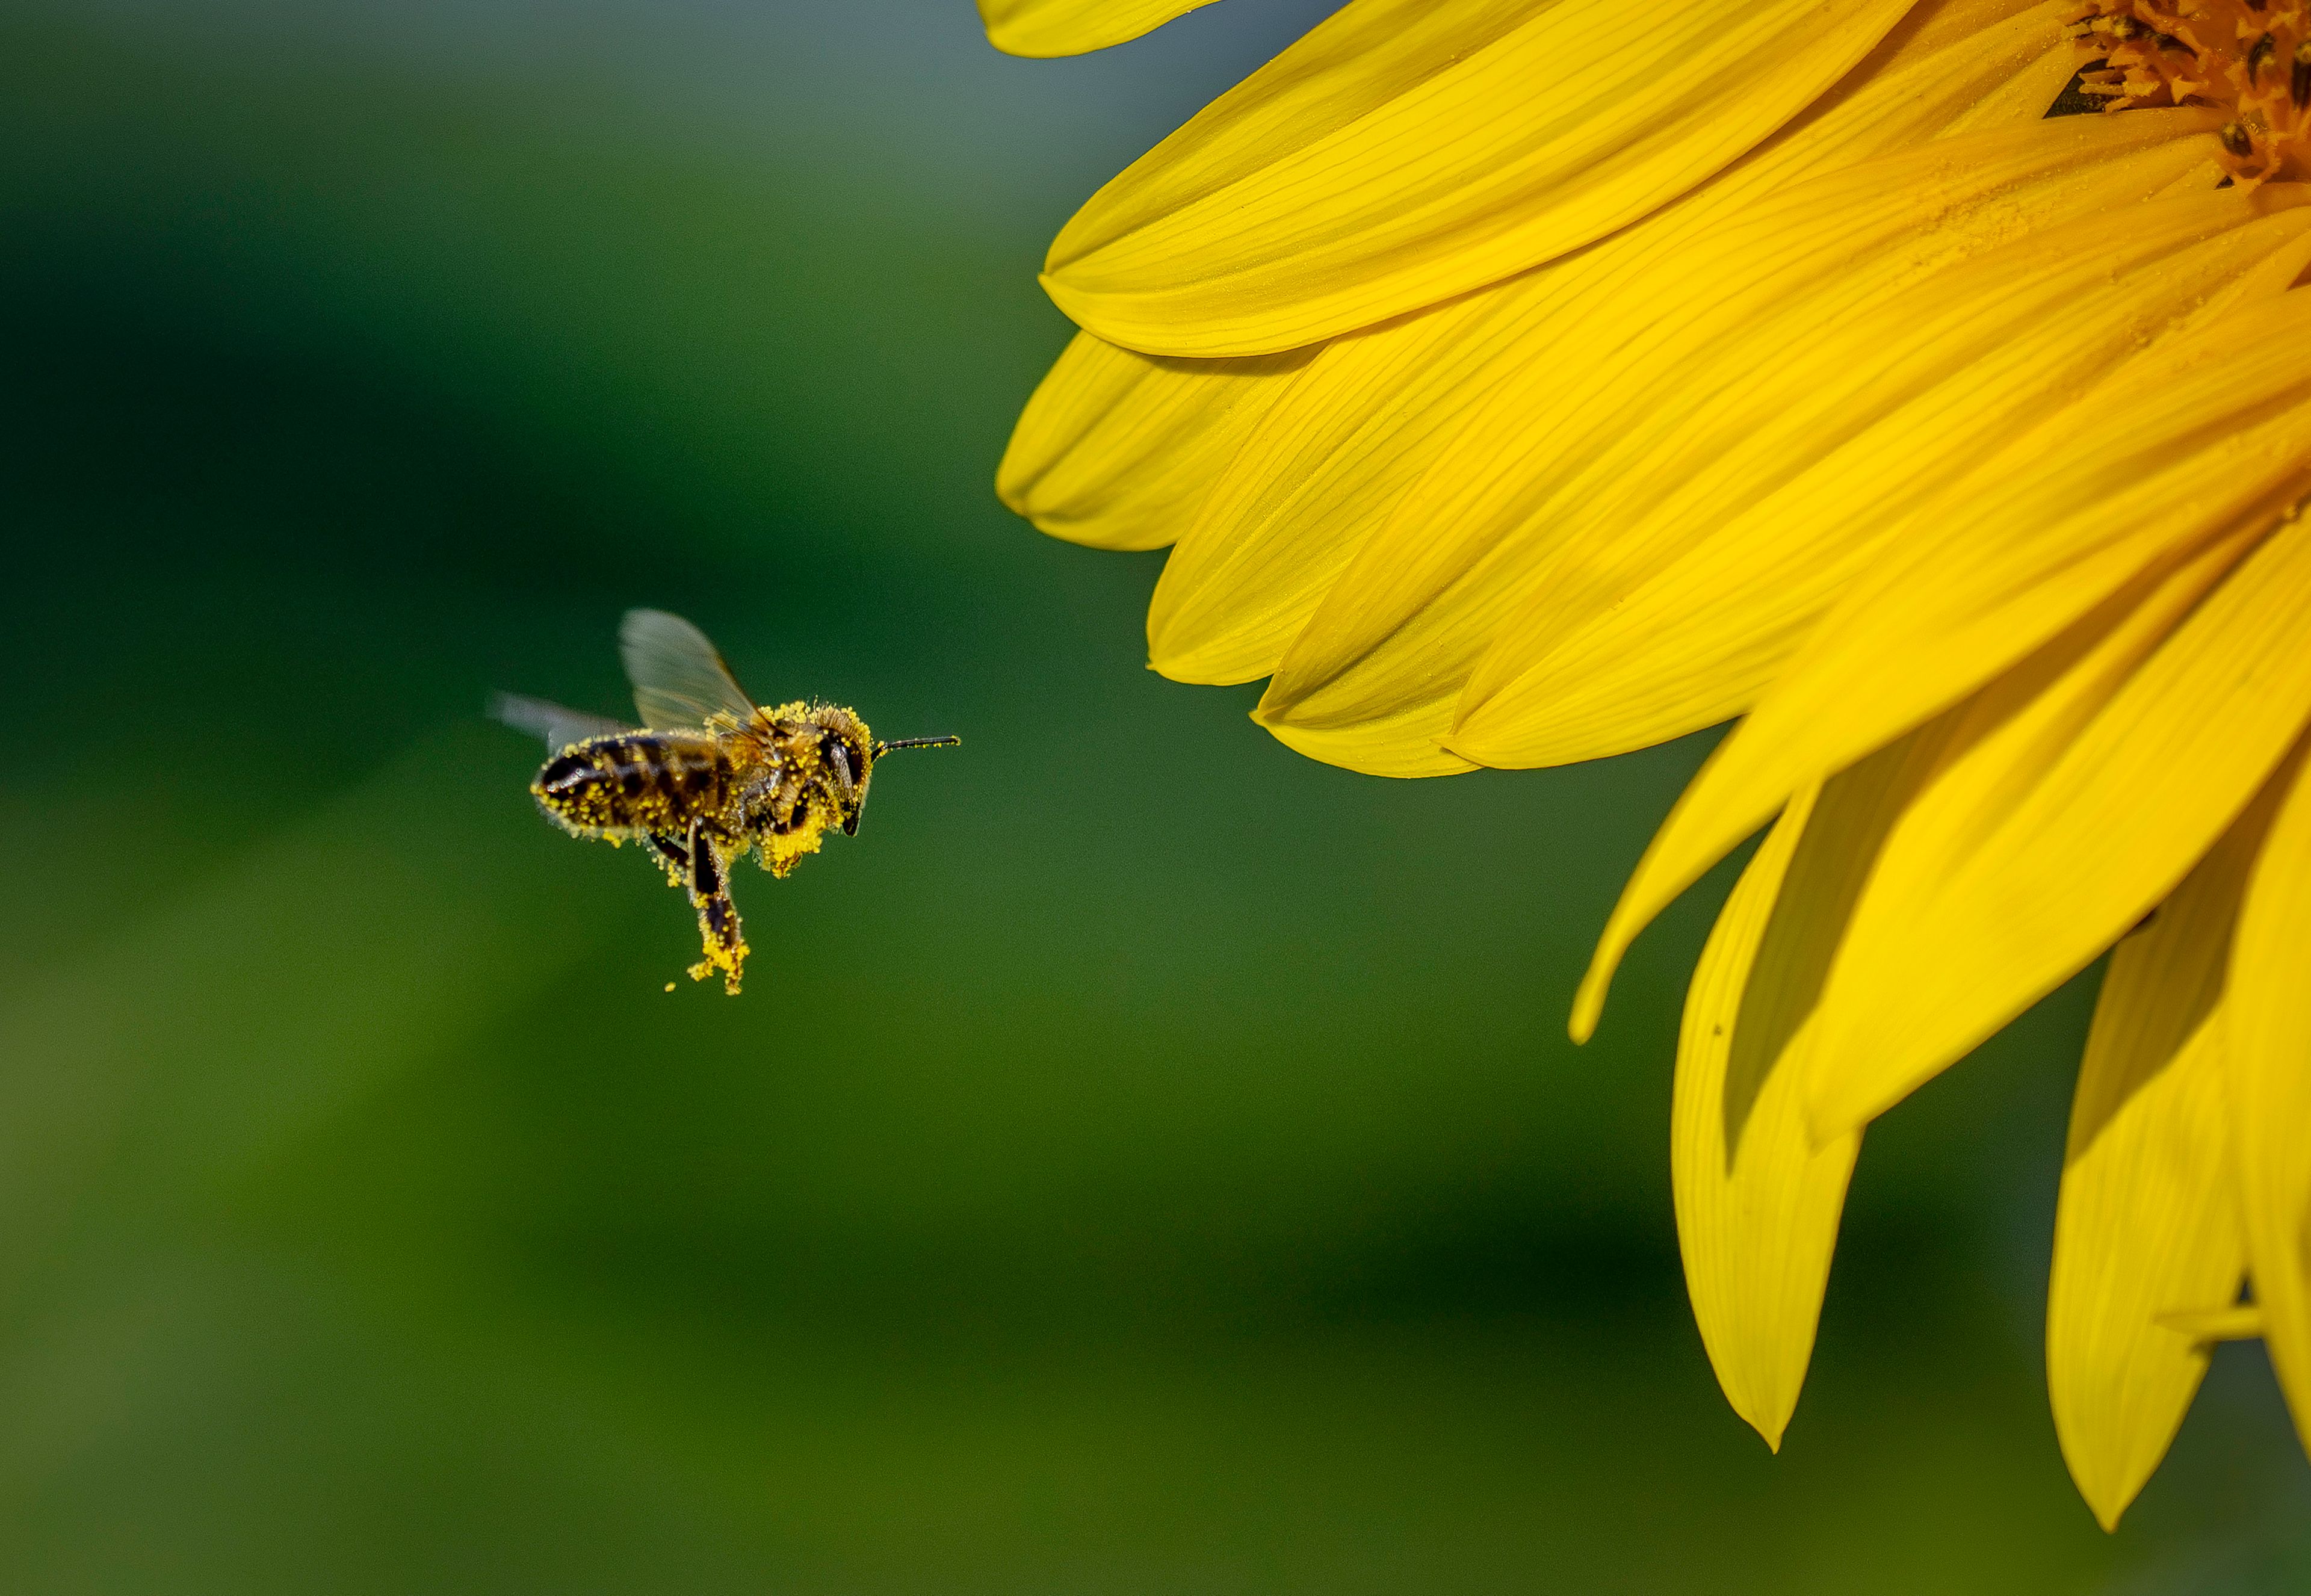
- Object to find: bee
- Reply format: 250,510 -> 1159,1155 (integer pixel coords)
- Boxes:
493,608 -> 958,994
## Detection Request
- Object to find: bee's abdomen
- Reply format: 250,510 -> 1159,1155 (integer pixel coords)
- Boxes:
534,734 -> 726,834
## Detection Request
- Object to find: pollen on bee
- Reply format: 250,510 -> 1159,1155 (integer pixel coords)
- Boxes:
761,814 -> 831,878
501,610 -> 956,998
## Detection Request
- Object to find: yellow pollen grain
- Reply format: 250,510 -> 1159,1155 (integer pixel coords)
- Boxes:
2072,0 -> 2311,184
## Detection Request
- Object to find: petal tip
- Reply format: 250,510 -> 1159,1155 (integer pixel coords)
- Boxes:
1728,1392 -> 1790,1453
1038,271 -> 1138,354
992,471 -> 1024,519
1571,920 -> 1638,1042
2070,1474 -> 2129,1535
1150,636 -> 1270,687
1568,973 -> 1607,1045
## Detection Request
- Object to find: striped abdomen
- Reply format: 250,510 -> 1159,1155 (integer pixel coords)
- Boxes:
533,732 -> 729,835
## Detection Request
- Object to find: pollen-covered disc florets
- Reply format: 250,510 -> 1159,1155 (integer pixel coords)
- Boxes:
2073,0 -> 2311,183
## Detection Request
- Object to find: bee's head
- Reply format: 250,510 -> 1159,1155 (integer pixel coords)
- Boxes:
801,704 -> 959,838
803,705 -> 875,837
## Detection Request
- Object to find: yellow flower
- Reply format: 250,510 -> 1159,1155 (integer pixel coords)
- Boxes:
987,0 -> 2311,1528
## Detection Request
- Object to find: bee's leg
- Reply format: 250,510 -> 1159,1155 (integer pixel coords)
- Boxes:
681,818 -> 747,995
648,831 -> 690,888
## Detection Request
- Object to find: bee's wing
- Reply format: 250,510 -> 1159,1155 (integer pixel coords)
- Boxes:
619,608 -> 759,731
490,691 -> 633,750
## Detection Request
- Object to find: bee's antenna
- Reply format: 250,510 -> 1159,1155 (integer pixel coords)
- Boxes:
873,735 -> 961,757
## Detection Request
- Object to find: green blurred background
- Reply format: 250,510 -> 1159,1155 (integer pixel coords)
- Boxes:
4,3 -> 2307,1590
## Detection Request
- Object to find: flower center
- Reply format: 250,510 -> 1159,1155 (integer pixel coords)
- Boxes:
2071,1 -> 2311,183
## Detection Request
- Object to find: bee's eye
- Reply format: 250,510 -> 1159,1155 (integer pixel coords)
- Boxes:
823,738 -> 854,786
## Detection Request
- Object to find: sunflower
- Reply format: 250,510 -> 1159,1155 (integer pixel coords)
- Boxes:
982,0 -> 2311,1528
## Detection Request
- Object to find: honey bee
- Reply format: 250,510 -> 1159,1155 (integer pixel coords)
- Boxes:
493,608 -> 958,994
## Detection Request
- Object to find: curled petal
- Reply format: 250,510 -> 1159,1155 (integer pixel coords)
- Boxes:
2227,746 -> 2311,1455
1676,750 -> 1916,1450
2047,782 -> 2280,1529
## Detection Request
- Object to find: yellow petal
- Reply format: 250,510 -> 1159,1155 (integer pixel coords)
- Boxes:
1449,195 -> 2311,770
1261,702 -> 1477,779
1675,739 -> 1935,1451
1798,501 -> 2311,1138
2046,786 -> 2278,1530
1261,110 -> 2226,777
979,0 -> 1220,57
1044,0 -> 1917,356
2227,743 -> 2311,1452
1134,1 -> 2077,708
998,332 -> 1314,552
1146,294 -> 1503,687
1678,791 -> 1832,1453
1576,281 -> 2311,1042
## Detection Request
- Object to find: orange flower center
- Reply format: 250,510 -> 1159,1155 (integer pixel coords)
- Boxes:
2072,1 -> 2311,183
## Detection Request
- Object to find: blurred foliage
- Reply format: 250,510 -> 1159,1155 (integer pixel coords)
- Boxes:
2,5 -> 2308,1591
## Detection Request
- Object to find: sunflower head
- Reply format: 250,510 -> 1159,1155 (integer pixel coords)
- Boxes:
989,0 -> 2311,1535
2073,0 -> 2311,182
